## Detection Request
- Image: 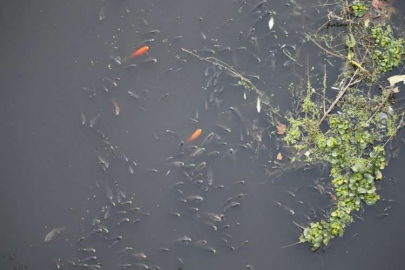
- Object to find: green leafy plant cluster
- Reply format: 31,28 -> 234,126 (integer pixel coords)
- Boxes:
285,85 -> 396,250
371,25 -> 404,73
350,2 -> 368,17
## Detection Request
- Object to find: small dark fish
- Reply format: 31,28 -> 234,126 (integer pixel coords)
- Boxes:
184,145 -> 198,152
250,0 -> 267,13
192,173 -> 203,180
143,29 -> 160,36
188,207 -> 199,213
128,165 -> 135,175
207,167 -> 214,186
245,28 -> 256,40
159,248 -> 170,252
204,221 -> 218,231
195,162 -> 207,172
188,117 -> 199,124
169,161 -> 185,168
229,107 -> 244,123
188,147 -> 206,160
117,247 -> 133,253
117,218 -> 130,226
183,195 -> 203,203
44,227 -> 66,243
141,38 -> 155,45
78,248 -> 96,253
223,201 -> 241,212
134,263 -> 149,270
160,93 -> 170,101
204,212 -> 224,223
235,240 -> 249,250
164,68 -> 173,74
200,31 -> 207,40
203,246 -> 216,254
172,235 -> 192,244
129,251 -> 147,260
89,114 -> 100,128
286,190 -> 296,198
76,236 -> 86,244
173,36 -> 183,41
221,18 -> 233,27
199,49 -> 215,54
144,169 -> 159,174
97,224 -> 109,234
167,212 -> 181,218
140,17 -> 148,25
132,219 -> 141,225
192,240 -> 207,247
215,123 -> 231,134
166,129 -> 179,138
238,1 -> 247,13
142,57 -> 157,64
253,16 -> 263,28
118,264 -> 132,269
200,132 -> 215,147
182,171 -> 193,181
80,113 -> 86,125
247,51 -> 261,63
80,256 -> 97,263
207,151 -> 220,157
233,180 -> 245,185
183,164 -> 196,170
283,59 -> 292,67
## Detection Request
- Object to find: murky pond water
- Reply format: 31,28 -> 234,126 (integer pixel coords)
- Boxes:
1,0 -> 405,269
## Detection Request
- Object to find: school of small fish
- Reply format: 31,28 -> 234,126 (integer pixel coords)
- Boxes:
42,1 -> 366,269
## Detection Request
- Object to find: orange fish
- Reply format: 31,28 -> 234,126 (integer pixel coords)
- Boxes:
186,129 -> 202,143
130,46 -> 149,59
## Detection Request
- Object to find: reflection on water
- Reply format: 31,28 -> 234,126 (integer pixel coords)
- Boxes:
1,0 -> 405,270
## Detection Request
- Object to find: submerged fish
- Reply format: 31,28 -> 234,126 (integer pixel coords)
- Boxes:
130,46 -> 149,59
129,251 -> 147,260
183,195 -> 204,203
44,227 -> 66,242
200,132 -> 215,147
172,235 -> 192,244
186,129 -> 202,143
112,98 -> 120,116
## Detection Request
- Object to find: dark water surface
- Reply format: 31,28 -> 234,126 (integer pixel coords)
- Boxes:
1,0 -> 405,269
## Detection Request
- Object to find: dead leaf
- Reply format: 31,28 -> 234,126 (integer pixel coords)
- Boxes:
388,75 -> 405,87
276,152 -> 283,160
372,0 -> 385,10
277,123 -> 287,135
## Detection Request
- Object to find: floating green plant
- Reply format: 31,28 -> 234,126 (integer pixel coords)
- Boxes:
283,0 -> 404,251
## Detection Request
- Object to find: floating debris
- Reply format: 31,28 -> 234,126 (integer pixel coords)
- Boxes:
268,17 -> 274,30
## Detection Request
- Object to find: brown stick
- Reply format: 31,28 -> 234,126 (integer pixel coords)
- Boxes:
318,70 -> 360,126
307,36 -> 372,76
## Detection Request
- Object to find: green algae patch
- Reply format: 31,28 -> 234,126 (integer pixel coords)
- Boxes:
284,0 -> 404,251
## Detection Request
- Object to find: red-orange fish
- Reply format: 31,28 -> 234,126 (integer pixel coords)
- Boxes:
130,46 -> 149,59
186,129 -> 202,143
